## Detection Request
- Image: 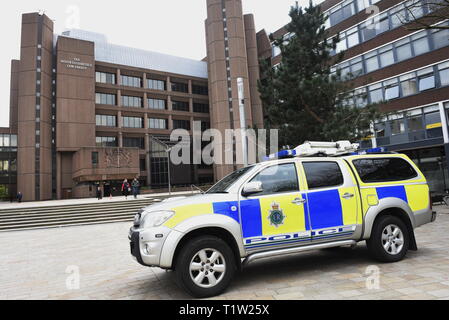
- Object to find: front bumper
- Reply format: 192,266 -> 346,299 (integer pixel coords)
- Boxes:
129,226 -> 172,267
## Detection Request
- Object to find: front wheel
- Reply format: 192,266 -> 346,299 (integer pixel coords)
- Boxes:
367,215 -> 410,263
174,236 -> 236,298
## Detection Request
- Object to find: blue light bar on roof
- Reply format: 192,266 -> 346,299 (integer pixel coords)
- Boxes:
263,149 -> 297,161
350,147 -> 387,155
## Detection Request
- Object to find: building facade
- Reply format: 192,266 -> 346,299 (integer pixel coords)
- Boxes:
1,0 -> 267,201
269,0 -> 449,193
6,0 -> 447,201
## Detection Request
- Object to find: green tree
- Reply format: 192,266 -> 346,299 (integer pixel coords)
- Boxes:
258,1 -> 380,148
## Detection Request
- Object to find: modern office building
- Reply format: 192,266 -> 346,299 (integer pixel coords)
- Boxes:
5,0 -> 447,202
270,0 -> 449,193
1,0 -> 267,201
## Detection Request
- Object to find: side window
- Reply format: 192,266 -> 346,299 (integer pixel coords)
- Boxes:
353,158 -> 418,183
250,163 -> 299,196
303,162 -> 344,190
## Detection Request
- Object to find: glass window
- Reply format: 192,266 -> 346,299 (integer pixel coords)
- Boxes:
419,74 -> 435,91
365,52 -> 379,73
412,33 -> 430,56
123,137 -> 145,149
207,166 -> 255,194
347,27 -> 359,48
122,96 -> 142,108
173,119 -> 191,130
172,100 -> 189,112
96,72 -> 116,84
425,112 -> 441,128
303,162 -> 344,189
192,84 -> 208,95
377,13 -> 390,35
92,152 -> 99,166
390,6 -> 406,29
406,0 -> 425,20
385,83 -> 399,100
360,20 -> 377,42
408,115 -> 424,131
193,103 -> 210,113
250,163 -> 299,196
272,45 -> 281,57
390,118 -> 405,135
395,38 -> 413,61
148,98 -> 166,110
121,75 -> 142,88
149,118 -> 167,130
400,73 -> 418,96
369,84 -> 383,103
171,82 -> 189,93
432,28 -> 449,50
439,67 -> 449,87
148,79 -> 165,90
379,45 -> 394,68
351,58 -> 364,77
336,35 -> 347,53
96,136 -> 117,147
96,93 -> 116,105
353,158 -> 418,183
96,115 -> 116,127
122,117 -> 143,128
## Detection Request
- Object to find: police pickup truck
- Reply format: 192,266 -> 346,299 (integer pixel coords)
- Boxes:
129,141 -> 436,298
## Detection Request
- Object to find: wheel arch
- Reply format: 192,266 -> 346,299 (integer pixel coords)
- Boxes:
171,227 -> 243,271
160,215 -> 245,270
364,202 -> 418,251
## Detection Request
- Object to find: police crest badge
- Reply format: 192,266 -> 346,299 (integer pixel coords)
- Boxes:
268,202 -> 286,227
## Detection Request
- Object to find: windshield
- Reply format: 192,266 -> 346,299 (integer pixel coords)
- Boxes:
207,166 -> 255,194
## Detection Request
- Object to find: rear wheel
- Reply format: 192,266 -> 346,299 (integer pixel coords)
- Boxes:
367,215 -> 409,263
174,236 -> 236,298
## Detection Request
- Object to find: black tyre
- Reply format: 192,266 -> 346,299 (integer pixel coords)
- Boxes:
174,235 -> 236,298
366,215 -> 409,263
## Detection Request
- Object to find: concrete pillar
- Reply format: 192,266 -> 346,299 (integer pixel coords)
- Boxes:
143,92 -> 148,109
117,69 -> 121,85
167,76 -> 172,92
119,132 -> 123,148
56,152 -> 62,199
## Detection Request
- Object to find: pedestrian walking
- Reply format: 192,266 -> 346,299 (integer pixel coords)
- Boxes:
96,186 -> 102,200
132,178 -> 140,199
16,191 -> 23,203
122,179 -> 131,200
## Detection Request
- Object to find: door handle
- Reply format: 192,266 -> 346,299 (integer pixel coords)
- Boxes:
292,198 -> 306,205
342,193 -> 355,200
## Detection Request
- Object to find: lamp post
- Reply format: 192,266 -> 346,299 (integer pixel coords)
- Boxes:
237,77 -> 248,167
166,147 -> 172,196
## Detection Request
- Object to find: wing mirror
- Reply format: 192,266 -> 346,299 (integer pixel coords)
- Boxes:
242,181 -> 263,197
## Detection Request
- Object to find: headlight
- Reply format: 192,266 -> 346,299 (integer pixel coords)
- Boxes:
141,210 -> 175,229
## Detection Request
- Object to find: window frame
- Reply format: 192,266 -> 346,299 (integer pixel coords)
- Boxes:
302,161 -> 345,190
352,157 -> 419,184
245,162 -> 300,197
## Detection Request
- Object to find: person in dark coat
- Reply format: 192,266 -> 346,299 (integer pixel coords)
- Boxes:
121,179 -> 130,200
96,186 -> 102,200
132,178 -> 140,199
16,192 -> 23,203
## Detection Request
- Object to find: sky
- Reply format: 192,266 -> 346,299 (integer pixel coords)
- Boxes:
0,0 -> 319,127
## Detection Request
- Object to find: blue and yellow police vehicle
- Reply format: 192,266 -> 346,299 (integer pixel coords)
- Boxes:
129,141 -> 436,298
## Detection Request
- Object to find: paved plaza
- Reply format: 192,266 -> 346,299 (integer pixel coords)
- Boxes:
1,207 -> 449,300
